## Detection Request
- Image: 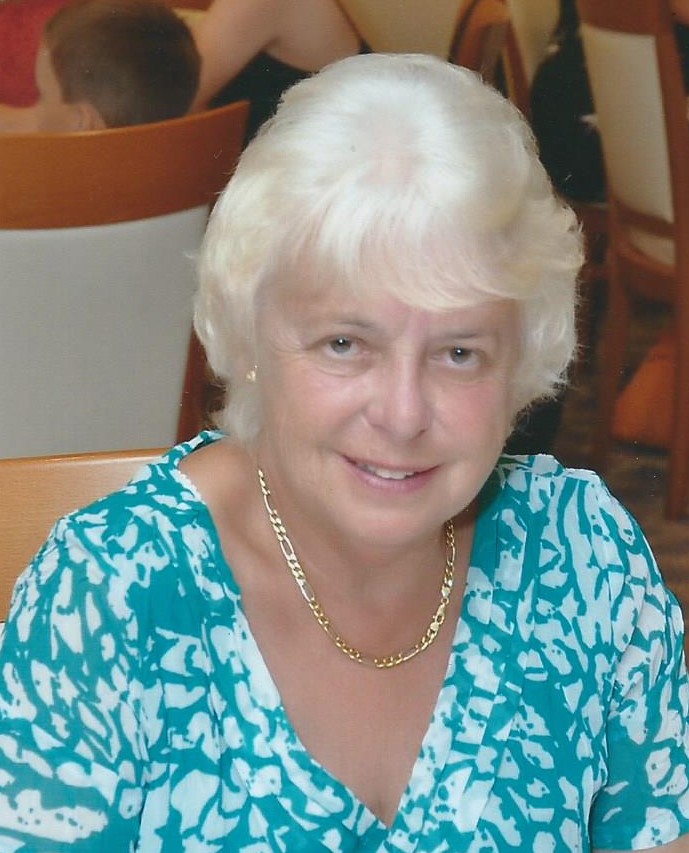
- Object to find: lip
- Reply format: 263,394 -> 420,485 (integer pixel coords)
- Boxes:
344,456 -> 438,490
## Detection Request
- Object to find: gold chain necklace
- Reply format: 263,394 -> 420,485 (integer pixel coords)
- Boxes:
257,467 -> 456,669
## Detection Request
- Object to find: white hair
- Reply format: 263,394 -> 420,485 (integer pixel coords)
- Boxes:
195,52 -> 583,446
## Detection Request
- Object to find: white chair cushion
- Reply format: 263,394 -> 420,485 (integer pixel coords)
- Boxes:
582,25 -> 674,224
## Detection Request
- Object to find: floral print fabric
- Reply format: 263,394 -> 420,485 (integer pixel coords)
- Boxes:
1,431 -> 688,852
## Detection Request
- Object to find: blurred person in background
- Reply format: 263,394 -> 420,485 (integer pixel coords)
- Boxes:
189,0 -> 364,140
0,0 -> 200,132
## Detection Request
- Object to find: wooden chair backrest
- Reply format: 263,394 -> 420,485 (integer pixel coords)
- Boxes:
0,448 -> 164,620
0,99 -> 249,228
451,0 -> 511,83
0,102 -> 247,458
577,0 -> 687,234
501,0 -> 559,117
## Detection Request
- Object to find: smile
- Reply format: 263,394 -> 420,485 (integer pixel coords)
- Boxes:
356,463 -> 418,480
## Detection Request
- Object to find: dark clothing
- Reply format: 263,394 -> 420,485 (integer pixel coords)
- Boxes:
210,51 -> 311,143
505,396 -> 565,457
529,32 -> 606,203
676,21 -> 689,92
530,15 -> 689,205
211,43 -> 370,144
513,0 -> 598,455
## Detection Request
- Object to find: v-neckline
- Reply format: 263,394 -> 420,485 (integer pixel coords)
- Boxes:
169,437 -> 534,847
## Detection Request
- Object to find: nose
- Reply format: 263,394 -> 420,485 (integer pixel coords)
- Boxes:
364,357 -> 432,441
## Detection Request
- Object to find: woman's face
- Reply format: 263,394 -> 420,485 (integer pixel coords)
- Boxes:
254,276 -> 520,554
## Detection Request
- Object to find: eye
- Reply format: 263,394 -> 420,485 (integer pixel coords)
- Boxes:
449,346 -> 473,364
328,336 -> 354,355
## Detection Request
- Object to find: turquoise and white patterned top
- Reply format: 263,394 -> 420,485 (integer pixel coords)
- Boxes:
1,431 -> 689,852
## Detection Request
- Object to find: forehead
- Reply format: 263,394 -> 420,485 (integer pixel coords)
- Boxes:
265,271 -> 518,334
263,250 -> 509,317
262,219 -> 518,317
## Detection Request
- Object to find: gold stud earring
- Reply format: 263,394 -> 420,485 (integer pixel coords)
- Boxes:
245,366 -> 257,383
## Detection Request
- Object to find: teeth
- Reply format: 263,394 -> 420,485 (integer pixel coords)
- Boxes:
360,464 -> 415,480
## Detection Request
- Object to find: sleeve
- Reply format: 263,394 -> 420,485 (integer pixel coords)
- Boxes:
0,514 -> 148,852
588,482 -> 689,850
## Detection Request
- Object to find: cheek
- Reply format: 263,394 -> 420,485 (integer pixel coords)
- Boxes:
443,380 -> 515,441
260,364 -> 348,442
271,356 -> 362,412
482,362 -> 521,426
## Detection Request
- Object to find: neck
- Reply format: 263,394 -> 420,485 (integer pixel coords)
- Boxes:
256,464 -> 466,603
258,464 -> 461,668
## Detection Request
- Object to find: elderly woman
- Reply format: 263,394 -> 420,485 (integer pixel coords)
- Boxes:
1,53 -> 688,852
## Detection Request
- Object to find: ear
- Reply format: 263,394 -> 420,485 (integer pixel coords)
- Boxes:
71,100 -> 107,131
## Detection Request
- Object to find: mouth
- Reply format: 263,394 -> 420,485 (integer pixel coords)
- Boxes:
354,461 -> 423,480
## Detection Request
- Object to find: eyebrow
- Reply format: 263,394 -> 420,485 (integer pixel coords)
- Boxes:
439,328 -> 501,340
315,316 -> 378,331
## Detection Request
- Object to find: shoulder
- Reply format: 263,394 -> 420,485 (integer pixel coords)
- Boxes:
9,432 -> 226,628
493,452 -> 628,518
57,431 -> 220,552
490,453 -> 654,572
490,452 -> 613,510
489,454 -> 680,655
